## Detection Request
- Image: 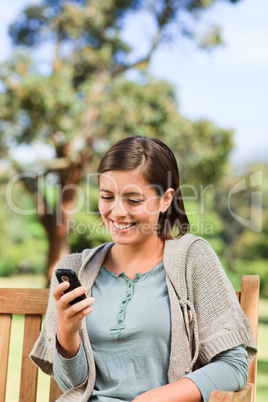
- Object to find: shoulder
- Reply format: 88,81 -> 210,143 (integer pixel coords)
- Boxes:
55,252 -> 83,272
164,233 -> 212,257
54,242 -> 114,274
163,234 -> 222,282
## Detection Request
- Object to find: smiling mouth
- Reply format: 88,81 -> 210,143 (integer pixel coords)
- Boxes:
110,220 -> 137,230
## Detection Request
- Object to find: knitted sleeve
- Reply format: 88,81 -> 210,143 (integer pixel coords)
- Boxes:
186,239 -> 257,367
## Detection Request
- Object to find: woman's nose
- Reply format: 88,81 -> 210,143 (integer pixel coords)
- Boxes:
112,198 -> 127,218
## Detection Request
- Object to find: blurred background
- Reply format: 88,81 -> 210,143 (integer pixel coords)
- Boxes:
0,0 -> 267,400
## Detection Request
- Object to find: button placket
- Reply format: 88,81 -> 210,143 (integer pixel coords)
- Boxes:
110,274 -> 134,339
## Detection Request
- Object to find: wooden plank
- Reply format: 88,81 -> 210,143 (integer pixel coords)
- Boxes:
240,275 -> 259,401
19,314 -> 42,402
240,275 -> 259,343
0,288 -> 49,315
0,314 -> 12,402
49,377 -> 63,402
209,390 -> 235,402
209,383 -> 253,402
234,383 -> 254,402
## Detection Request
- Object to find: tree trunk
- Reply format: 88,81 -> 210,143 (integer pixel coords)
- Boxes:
41,212 -> 71,285
40,163 -> 83,285
17,157 -> 84,285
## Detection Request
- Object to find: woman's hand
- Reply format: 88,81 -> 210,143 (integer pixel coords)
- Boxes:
53,280 -> 94,358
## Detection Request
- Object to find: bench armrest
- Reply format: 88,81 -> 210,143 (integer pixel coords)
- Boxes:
208,383 -> 253,402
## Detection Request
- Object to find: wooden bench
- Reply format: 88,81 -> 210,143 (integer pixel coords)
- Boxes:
209,275 -> 259,402
0,288 -> 62,402
0,275 -> 259,402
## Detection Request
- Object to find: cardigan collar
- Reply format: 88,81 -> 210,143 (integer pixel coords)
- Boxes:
79,242 -> 114,296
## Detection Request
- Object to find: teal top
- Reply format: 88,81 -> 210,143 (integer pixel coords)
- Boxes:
88,261 -> 171,400
53,261 -> 248,401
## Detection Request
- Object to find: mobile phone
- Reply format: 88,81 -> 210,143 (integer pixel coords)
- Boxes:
55,268 -> 87,305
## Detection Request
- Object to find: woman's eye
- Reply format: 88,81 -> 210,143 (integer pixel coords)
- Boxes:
100,196 -> 114,201
128,199 -> 142,205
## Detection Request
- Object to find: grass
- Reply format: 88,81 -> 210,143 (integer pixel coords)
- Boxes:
1,274 -> 268,401
0,274 -> 47,289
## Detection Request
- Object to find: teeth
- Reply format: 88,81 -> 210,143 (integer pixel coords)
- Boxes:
113,221 -> 134,230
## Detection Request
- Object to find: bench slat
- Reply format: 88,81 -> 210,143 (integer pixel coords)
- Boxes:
19,314 -> 42,402
0,289 -> 49,315
240,275 -> 259,397
0,314 -> 12,402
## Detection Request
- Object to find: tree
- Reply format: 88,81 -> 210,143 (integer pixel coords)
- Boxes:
212,163 -> 268,295
0,0 -> 237,280
0,171 -> 48,276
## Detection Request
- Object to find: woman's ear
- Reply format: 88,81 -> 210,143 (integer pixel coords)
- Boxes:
160,188 -> 174,213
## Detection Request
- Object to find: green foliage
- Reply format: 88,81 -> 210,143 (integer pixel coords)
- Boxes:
0,55 -> 85,149
8,0 -> 239,59
0,257 -> 17,277
0,55 -> 234,187
0,0 -> 239,164
67,183 -> 112,252
0,0 -> 246,279
206,163 -> 268,295
183,161 -> 268,297
0,174 -> 48,276
234,259 -> 268,297
0,0 -> 236,178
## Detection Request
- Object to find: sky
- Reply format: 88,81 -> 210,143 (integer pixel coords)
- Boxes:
0,0 -> 267,167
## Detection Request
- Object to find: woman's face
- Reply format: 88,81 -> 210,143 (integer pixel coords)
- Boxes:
98,169 -> 172,247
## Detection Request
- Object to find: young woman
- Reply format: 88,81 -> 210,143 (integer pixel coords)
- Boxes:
31,136 -> 257,402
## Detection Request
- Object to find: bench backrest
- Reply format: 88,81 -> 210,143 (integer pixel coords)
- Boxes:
0,288 -> 62,402
0,275 -> 259,401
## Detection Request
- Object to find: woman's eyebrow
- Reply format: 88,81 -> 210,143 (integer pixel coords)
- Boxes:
123,191 -> 145,198
99,189 -> 113,193
99,189 -> 145,198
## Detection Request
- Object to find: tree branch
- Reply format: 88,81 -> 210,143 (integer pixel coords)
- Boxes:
112,1 -> 174,77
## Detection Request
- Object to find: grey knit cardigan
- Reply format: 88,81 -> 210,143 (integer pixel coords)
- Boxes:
30,234 -> 257,401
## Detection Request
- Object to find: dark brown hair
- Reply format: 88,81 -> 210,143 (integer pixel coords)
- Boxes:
97,136 -> 190,239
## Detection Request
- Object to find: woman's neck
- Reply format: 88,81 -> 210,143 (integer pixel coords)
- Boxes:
106,236 -> 165,278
